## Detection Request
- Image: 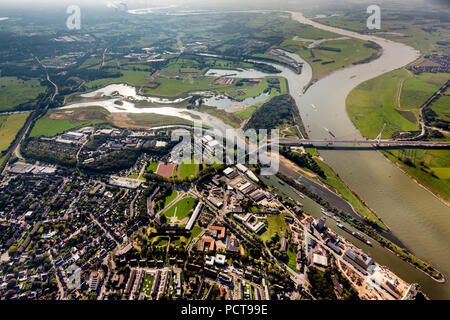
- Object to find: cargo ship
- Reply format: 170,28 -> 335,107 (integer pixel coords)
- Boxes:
336,222 -> 372,246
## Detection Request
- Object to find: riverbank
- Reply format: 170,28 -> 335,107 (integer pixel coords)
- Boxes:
276,171 -> 444,282
282,10 -> 450,298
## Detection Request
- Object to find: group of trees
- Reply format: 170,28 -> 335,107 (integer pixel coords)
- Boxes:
22,139 -> 78,166
244,94 -> 298,130
306,267 -> 337,300
280,147 -> 326,179
266,233 -> 289,263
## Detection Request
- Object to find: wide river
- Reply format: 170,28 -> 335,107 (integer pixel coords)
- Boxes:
286,12 -> 450,299
60,10 -> 450,298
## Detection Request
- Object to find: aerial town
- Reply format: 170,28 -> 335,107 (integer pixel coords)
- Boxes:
0,0 -> 448,303
0,125 -> 420,301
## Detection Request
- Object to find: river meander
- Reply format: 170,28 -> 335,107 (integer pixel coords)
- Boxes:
59,10 -> 450,298
288,11 -> 450,299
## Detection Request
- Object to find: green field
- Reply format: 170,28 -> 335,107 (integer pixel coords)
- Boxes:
260,214 -> 288,243
287,245 -> 299,272
400,73 -> 449,111
162,197 -> 196,222
281,37 -> 379,81
0,76 -> 46,111
430,95 -> 450,122
85,70 -> 151,89
315,12 -> 450,56
146,161 -> 159,173
178,159 -> 197,179
142,76 -> 256,98
30,112 -> 104,137
0,113 -> 29,153
163,190 -> 178,208
347,68 -> 419,139
160,57 -> 254,77
184,226 -> 203,245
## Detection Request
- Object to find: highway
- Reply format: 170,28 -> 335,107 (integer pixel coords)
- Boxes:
279,139 -> 450,148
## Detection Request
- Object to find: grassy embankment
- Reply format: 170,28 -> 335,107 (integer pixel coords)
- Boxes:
314,155 -> 386,229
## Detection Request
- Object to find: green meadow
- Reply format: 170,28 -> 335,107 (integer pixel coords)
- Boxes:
0,113 -> 29,153
0,76 -> 46,111
162,197 -> 196,222
259,214 -> 288,243
281,37 -> 379,81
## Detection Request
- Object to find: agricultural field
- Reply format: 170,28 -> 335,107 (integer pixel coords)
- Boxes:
280,37 -> 380,81
84,70 -> 151,89
0,112 -> 29,154
430,95 -> 450,123
347,69 -> 448,139
314,10 -> 450,55
400,72 -> 449,112
30,108 -> 108,137
0,76 -> 46,111
347,69 -> 419,139
160,57 -> 254,77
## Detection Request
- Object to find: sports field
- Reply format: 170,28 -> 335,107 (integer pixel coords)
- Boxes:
156,163 -> 176,178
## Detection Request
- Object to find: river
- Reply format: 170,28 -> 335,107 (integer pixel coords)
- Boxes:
58,10 -> 450,298
286,11 -> 450,299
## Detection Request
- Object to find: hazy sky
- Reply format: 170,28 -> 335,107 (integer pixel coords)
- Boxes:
0,0 -> 447,11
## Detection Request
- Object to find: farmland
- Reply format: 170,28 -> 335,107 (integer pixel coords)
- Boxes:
0,112 -> 29,154
0,76 -> 46,111
347,69 -> 420,139
280,37 -> 380,81
30,108 -> 108,137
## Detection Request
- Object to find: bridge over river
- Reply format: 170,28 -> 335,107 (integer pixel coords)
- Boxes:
279,138 -> 450,149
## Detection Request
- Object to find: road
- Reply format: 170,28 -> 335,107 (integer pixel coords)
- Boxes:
279,139 -> 450,148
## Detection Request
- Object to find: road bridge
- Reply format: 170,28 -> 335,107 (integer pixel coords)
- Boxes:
279,139 -> 450,149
